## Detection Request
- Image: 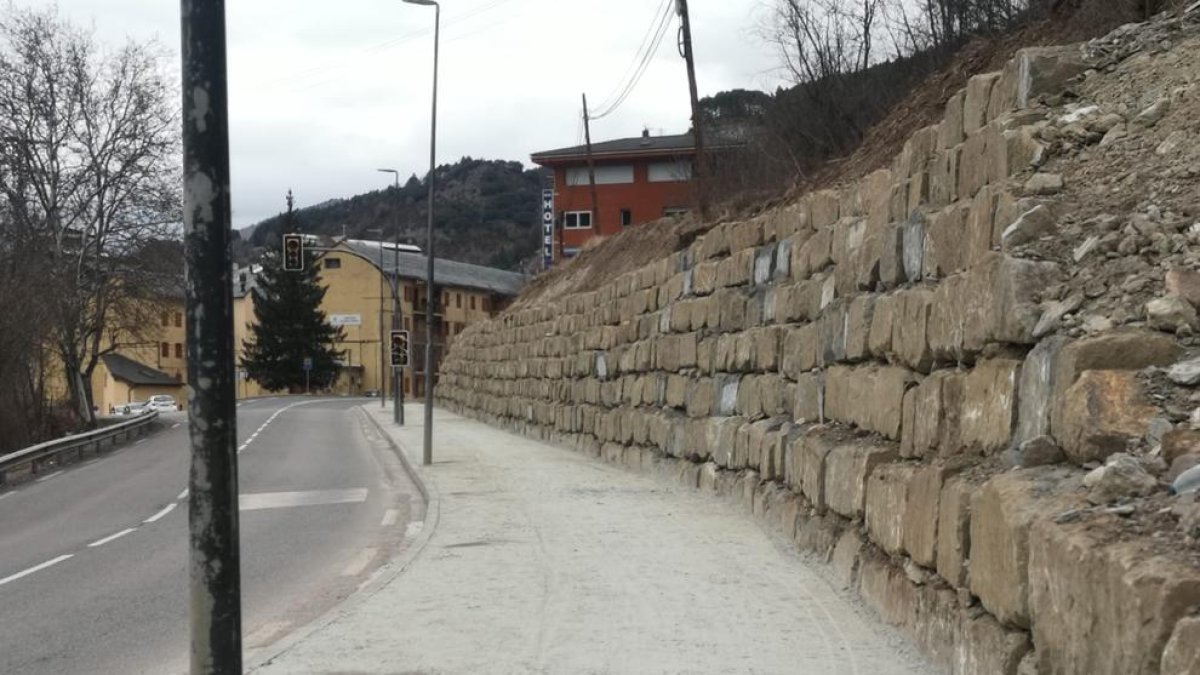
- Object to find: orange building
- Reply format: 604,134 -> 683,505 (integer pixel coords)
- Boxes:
532,130 -> 699,260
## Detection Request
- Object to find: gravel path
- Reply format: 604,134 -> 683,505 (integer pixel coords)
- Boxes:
252,404 -> 934,675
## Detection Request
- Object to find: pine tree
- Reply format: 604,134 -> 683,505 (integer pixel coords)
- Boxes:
241,191 -> 344,392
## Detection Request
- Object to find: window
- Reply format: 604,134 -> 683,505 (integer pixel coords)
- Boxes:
481,297 -> 490,312
620,209 -> 632,227
455,293 -> 462,309
442,291 -> 448,307
563,211 -> 592,230
663,207 -> 689,218
566,164 -> 634,186
161,342 -> 170,358
648,160 -> 693,183
404,286 -> 414,302
404,317 -> 411,331
455,322 -> 464,334
174,312 -> 182,328
324,257 -> 341,269
469,296 -> 476,310
174,343 -> 183,358
161,311 -> 169,327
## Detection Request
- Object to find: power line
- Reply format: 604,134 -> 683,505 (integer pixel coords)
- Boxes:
591,0 -> 675,120
593,0 -> 671,113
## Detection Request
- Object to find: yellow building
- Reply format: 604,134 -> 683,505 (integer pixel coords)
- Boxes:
88,296 -> 187,414
314,240 -> 525,398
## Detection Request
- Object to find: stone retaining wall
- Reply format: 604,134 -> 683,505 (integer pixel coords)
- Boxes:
437,43 -> 1200,675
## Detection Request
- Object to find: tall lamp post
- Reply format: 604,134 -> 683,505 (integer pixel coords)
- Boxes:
403,0 -> 438,467
377,168 -> 404,425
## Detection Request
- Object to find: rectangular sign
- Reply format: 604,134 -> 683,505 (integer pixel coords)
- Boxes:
329,314 -> 362,326
541,189 -> 554,270
302,357 -> 313,371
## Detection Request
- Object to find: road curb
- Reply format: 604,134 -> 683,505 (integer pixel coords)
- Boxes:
244,405 -> 442,672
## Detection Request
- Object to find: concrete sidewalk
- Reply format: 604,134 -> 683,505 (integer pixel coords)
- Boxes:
250,403 -> 932,675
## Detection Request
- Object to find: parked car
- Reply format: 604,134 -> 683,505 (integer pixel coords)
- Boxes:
146,395 -> 181,412
113,400 -> 150,416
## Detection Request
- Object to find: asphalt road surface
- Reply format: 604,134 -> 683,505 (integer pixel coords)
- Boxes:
0,397 -> 422,675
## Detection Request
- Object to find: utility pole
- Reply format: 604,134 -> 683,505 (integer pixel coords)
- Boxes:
677,0 -> 708,218
581,93 -> 601,231
180,1 -> 242,673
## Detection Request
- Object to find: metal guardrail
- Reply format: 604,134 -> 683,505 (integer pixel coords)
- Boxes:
0,411 -> 160,487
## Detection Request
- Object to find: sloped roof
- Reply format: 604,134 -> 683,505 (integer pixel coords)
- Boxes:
336,241 -> 527,296
532,132 -> 698,164
102,353 -> 182,387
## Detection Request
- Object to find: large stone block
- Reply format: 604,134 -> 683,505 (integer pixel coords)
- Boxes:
940,90 -> 966,149
963,73 -> 1000,134
955,612 -> 1033,675
969,468 -> 1082,628
1058,370 -> 1159,465
825,440 -> 899,519
868,293 -> 898,359
960,359 -> 1022,455
793,372 -> 823,423
844,295 -> 876,362
925,202 -> 971,279
781,323 -> 821,378
893,289 -> 935,373
810,189 -> 841,229
1014,337 -> 1066,445
928,275 -> 967,363
1161,616 -> 1200,675
876,222 -> 906,290
1012,46 -> 1090,108
903,463 -> 957,569
929,146 -> 961,208
1029,520 -> 1200,675
963,253 -> 1063,354
859,555 -> 918,629
825,365 -> 917,440
800,430 -> 837,511
865,463 -> 916,555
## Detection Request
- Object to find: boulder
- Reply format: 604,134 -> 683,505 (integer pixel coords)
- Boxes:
1059,370 -> 1159,465
1082,453 -> 1160,504
825,440 -> 899,519
1013,46 -> 1090,108
1165,269 -> 1200,309
1000,204 -> 1056,250
1161,616 -> 1200,675
1023,173 -> 1063,196
865,463 -> 915,556
1168,357 -> 1200,386
1147,295 -> 1198,333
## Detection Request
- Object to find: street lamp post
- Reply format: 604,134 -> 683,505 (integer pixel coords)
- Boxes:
403,0 -> 438,467
378,168 -> 404,426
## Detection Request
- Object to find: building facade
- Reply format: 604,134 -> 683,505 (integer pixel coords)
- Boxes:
531,130 -> 698,259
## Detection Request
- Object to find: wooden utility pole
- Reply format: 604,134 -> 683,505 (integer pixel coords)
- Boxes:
676,0 -> 708,217
581,93 -> 601,230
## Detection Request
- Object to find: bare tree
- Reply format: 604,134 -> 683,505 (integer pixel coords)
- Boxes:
0,6 -> 181,426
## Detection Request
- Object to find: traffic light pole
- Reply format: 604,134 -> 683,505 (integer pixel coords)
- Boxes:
180,1 -> 243,673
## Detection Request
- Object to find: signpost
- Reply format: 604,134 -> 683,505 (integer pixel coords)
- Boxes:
303,357 -> 312,394
541,189 -> 554,270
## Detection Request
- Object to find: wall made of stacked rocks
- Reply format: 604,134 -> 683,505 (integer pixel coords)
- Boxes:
437,43 -> 1200,675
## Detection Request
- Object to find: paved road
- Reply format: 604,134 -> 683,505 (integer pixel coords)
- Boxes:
0,397 -> 422,675
255,404 -> 934,675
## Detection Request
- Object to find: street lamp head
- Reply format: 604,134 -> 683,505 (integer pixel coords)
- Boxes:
402,0 -> 438,6
377,168 -> 398,174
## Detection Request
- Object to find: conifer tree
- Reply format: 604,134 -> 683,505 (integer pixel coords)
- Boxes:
241,191 -> 344,392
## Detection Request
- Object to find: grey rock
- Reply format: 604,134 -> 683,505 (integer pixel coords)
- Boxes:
1083,453 -> 1159,504
902,212 -> 925,283
1169,356 -> 1200,386
1019,435 -> 1066,467
1033,296 -> 1083,337
718,378 -> 739,416
1147,295 -> 1199,332
1156,130 -> 1188,156
1133,97 -> 1170,128
1073,235 -> 1101,262
1025,172 -> 1064,195
1001,204 -> 1057,250
1172,463 -> 1200,496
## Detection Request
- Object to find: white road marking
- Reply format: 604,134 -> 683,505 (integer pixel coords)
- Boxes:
239,488 -> 369,512
0,492 -> 14,501
144,503 -> 177,523
177,489 -> 189,501
135,439 -> 146,445
405,522 -> 424,539
88,528 -> 137,548
0,554 -> 73,586
340,548 -> 377,577
36,471 -> 64,483
171,423 -> 181,429
381,509 -> 399,526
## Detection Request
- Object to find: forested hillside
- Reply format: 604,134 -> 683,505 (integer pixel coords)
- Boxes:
242,158 -> 546,272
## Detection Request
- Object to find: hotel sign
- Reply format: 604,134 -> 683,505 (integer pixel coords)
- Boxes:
542,189 -> 554,270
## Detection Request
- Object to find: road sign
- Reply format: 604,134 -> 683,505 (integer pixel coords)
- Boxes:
283,233 -> 304,271
302,357 -> 313,371
390,330 -> 409,367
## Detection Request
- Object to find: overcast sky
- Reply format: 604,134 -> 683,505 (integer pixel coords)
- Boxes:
36,0 -> 785,228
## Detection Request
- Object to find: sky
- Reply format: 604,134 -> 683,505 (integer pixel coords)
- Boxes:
35,0 -> 786,229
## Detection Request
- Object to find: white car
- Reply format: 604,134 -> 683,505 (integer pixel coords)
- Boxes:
146,395 -> 181,413
112,400 -> 150,416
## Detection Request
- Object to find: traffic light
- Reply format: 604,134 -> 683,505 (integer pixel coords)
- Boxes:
282,234 -> 304,271
390,330 -> 409,367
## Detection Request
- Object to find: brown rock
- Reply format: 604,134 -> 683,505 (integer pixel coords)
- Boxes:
831,528 -> 864,587
865,463 -> 915,556
800,431 -> 836,512
960,359 -> 1022,455
825,440 -> 899,519
1161,616 -> 1200,675
970,468 -> 1082,628
1162,429 -> 1200,465
1059,370 -> 1159,465
1029,520 -> 1200,675
1147,295 -> 1199,333
904,463 -> 958,568
955,612 -> 1033,675
1165,269 -> 1200,309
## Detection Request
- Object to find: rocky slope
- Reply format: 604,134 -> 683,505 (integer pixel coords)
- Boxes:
437,10 -> 1200,675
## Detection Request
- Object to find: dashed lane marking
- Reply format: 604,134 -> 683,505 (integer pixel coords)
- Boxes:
340,548 -> 377,577
36,471 -> 63,483
381,509 -> 399,527
144,503 -> 177,523
0,554 -> 73,587
177,489 -> 188,501
88,528 -> 137,548
171,423 -> 181,429
240,488 -> 369,512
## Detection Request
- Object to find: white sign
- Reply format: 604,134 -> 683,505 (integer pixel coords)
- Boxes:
329,314 -> 362,326
542,189 -> 554,269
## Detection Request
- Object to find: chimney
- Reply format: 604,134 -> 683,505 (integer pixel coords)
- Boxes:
640,128 -> 651,146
